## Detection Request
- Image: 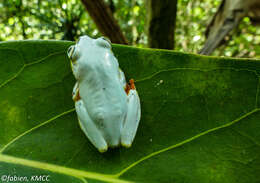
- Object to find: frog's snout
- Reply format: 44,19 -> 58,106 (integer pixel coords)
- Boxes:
67,45 -> 75,60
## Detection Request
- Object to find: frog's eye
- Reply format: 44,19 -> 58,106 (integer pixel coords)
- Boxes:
96,37 -> 111,49
101,36 -> 111,44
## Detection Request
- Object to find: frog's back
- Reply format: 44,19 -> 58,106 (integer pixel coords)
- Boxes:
78,62 -> 127,146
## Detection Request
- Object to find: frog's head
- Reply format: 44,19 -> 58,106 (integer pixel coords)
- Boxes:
67,35 -> 112,80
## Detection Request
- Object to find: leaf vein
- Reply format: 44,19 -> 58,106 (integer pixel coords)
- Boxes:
0,51 -> 65,88
135,67 -> 258,83
0,108 -> 75,153
64,144 -> 85,166
115,108 -> 260,177
80,178 -> 88,183
232,129 -> 260,147
0,65 -> 25,88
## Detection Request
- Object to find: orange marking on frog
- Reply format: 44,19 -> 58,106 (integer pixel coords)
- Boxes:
125,79 -> 136,95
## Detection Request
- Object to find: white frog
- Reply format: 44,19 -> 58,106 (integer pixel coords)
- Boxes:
67,35 -> 141,153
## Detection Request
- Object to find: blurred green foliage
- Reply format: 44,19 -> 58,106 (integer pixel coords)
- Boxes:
0,0 -> 259,58
0,0 -> 97,40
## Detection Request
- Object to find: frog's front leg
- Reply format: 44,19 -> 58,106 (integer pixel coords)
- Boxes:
75,99 -> 108,153
121,79 -> 141,147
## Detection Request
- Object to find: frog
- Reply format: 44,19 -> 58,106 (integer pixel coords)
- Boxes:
67,35 -> 141,153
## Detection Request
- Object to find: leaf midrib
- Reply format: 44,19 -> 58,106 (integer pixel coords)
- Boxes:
0,154 -> 130,183
0,108 -> 259,182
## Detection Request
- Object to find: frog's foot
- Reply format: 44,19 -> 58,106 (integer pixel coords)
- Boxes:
75,100 -> 108,153
121,80 -> 141,148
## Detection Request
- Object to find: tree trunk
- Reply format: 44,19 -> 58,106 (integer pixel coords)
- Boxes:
80,0 -> 128,44
147,0 -> 178,49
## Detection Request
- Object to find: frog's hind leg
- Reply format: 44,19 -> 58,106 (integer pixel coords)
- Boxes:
121,79 -> 141,148
75,100 -> 108,153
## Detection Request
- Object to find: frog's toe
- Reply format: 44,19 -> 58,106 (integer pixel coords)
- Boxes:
98,146 -> 108,153
121,141 -> 132,148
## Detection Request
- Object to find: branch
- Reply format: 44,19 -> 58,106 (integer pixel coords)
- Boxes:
199,0 -> 260,55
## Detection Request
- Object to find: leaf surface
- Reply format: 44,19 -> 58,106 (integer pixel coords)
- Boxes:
0,40 -> 260,183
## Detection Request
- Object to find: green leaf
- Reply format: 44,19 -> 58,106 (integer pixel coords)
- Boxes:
0,40 -> 260,183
